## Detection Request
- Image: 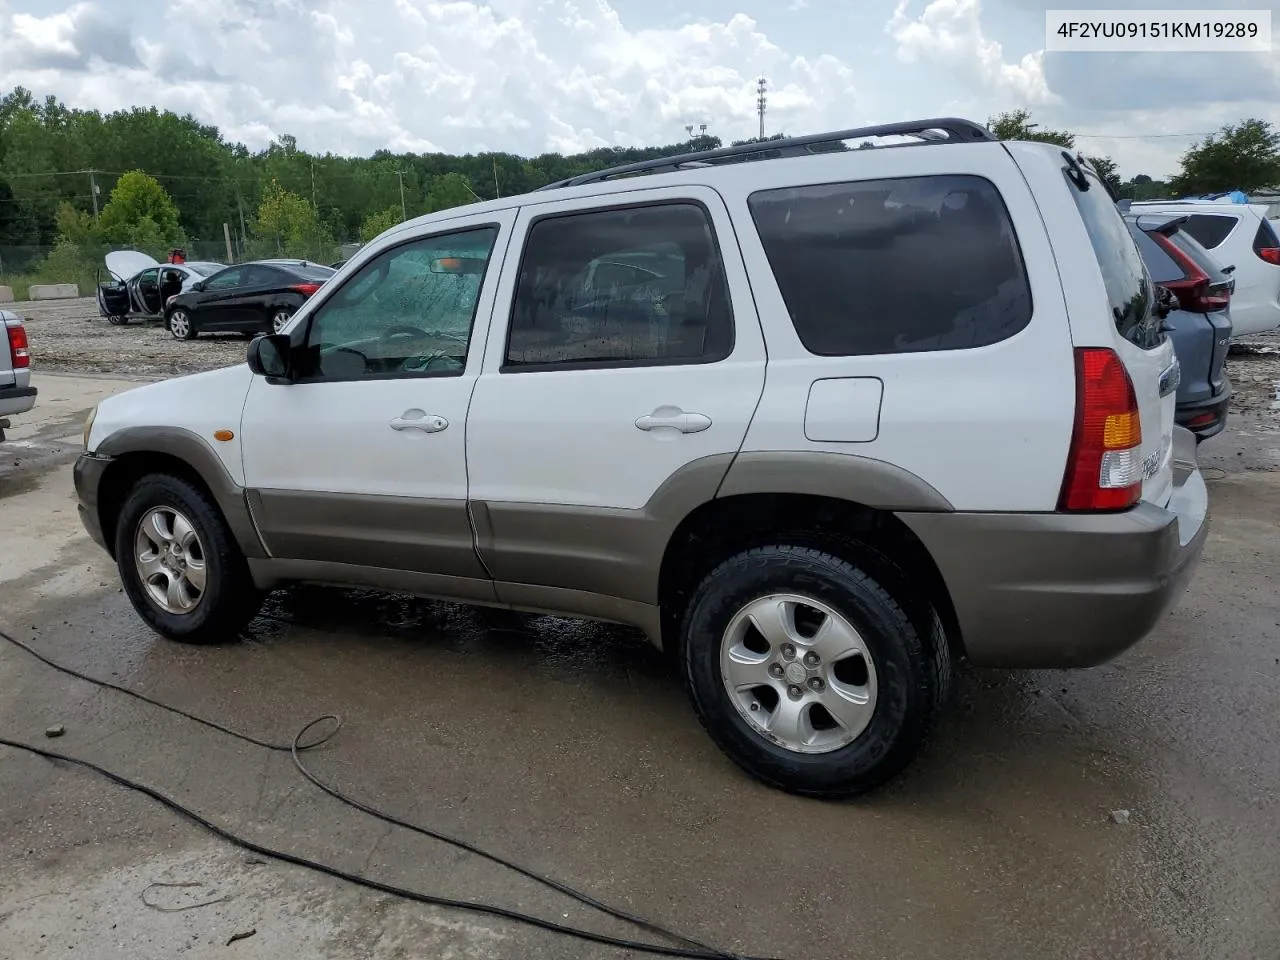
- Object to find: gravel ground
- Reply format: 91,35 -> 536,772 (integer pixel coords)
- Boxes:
17,296 -> 249,378
12,296 -> 1280,415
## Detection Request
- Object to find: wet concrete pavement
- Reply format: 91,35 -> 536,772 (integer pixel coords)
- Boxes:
1,372 -> 1279,960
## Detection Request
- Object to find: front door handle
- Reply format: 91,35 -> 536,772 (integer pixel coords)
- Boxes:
390,410 -> 448,433
635,407 -> 712,434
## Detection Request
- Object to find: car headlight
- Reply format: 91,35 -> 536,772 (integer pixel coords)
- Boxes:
83,405 -> 97,450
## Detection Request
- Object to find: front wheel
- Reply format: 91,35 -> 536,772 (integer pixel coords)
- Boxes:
167,308 -> 196,341
270,308 -> 293,334
114,473 -> 264,643
679,544 -> 950,799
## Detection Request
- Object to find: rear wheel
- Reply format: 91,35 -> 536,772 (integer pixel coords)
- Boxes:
114,473 -> 264,643
679,544 -> 950,798
167,309 -> 196,341
270,308 -> 293,334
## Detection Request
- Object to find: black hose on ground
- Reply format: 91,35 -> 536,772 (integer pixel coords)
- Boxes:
0,627 -> 774,960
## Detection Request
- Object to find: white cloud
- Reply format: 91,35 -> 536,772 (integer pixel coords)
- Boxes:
0,0 -> 864,156
887,0 -> 1056,106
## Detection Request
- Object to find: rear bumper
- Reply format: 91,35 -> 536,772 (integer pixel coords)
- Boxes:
73,453 -> 112,553
899,426 -> 1209,668
0,383 -> 36,418
1176,378 -> 1232,441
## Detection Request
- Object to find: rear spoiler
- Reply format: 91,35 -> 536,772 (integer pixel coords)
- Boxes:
1133,213 -> 1189,236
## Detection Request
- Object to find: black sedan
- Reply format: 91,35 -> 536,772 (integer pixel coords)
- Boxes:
163,259 -> 336,341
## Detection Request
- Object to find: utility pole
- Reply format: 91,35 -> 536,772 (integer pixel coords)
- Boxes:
88,170 -> 100,221
223,222 -> 234,263
756,77 -> 768,141
493,157 -> 500,199
310,158 -> 317,208
397,170 -> 407,220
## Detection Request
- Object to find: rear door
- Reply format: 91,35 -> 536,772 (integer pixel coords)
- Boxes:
1064,168 -> 1176,506
465,186 -> 766,605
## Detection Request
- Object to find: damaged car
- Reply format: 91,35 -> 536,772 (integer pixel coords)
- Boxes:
96,251 -> 225,326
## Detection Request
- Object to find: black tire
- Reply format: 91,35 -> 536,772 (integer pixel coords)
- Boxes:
679,544 -> 951,799
114,473 -> 264,644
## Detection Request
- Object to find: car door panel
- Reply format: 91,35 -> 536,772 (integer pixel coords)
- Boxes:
465,187 -> 767,607
239,210 -> 517,590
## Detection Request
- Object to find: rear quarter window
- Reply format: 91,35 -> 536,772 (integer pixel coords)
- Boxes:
1181,213 -> 1238,250
1069,174 -> 1157,348
1253,217 -> 1279,253
747,174 -> 1032,356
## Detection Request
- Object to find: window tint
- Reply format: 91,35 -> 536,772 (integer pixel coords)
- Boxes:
136,268 -> 159,293
1068,174 -> 1157,348
505,202 -> 733,369
298,226 -> 497,381
1253,217 -> 1279,253
204,267 -> 245,290
1126,223 -> 1184,283
241,265 -> 279,286
747,175 -> 1032,356
1181,214 -> 1237,250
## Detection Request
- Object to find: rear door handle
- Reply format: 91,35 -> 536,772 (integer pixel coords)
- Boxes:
390,410 -> 448,433
635,409 -> 712,434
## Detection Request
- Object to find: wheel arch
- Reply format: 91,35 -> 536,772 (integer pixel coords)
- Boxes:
94,428 -> 267,561
657,455 -> 962,662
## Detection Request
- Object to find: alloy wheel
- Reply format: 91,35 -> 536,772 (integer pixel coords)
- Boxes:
134,506 -> 207,614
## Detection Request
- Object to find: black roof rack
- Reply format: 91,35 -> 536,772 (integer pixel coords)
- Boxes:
536,117 -> 995,191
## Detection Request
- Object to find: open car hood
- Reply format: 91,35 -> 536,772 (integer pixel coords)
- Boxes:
105,250 -> 159,282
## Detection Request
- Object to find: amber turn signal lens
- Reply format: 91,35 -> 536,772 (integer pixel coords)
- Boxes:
213,429 -> 235,442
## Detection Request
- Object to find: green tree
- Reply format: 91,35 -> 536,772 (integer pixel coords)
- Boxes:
988,108 -> 1075,148
1084,155 -> 1122,196
96,169 -> 185,250
1168,119 -> 1280,195
424,172 -> 477,213
360,205 -> 403,242
252,179 -> 333,259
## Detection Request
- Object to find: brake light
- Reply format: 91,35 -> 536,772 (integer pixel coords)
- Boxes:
1257,247 -> 1280,265
6,322 -> 29,369
1152,232 -> 1231,312
1059,347 -> 1143,512
290,282 -> 322,296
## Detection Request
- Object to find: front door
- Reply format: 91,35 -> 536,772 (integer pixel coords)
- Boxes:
192,266 -> 251,329
239,209 -> 517,594
465,187 -> 767,606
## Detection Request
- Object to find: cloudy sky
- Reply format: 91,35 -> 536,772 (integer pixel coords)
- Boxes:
1,0 -> 1277,179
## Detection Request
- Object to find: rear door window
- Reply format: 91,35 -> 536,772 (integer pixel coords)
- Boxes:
1181,213 -> 1238,250
1068,174 -> 1157,348
747,174 -> 1032,355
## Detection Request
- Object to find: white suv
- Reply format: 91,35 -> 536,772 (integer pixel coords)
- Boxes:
1129,199 -> 1280,337
74,120 -> 1209,797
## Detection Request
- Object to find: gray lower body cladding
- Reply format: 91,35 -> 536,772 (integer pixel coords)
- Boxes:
73,436 -> 1209,670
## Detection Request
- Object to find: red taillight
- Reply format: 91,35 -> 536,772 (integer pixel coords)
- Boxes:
290,282 -> 322,296
1257,247 -> 1280,265
1153,232 -> 1231,312
1059,347 -> 1143,512
6,322 -> 29,369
